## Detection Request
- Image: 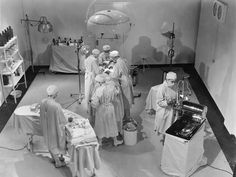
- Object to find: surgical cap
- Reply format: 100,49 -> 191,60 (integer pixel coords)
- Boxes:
109,50 -> 119,58
92,49 -> 100,55
95,74 -> 105,83
166,72 -> 177,80
47,85 -> 59,96
103,45 -> 111,51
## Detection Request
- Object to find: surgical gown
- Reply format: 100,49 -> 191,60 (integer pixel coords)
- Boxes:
40,98 -> 67,155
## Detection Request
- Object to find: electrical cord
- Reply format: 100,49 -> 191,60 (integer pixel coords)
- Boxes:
0,143 -> 28,151
207,164 -> 233,176
189,163 -> 233,177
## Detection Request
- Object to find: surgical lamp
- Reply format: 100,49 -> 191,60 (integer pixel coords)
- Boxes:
20,14 -> 53,72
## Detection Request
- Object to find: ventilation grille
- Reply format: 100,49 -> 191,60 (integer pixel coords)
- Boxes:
212,0 -> 228,23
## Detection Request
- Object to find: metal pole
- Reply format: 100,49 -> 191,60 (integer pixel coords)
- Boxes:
24,14 -> 34,72
170,23 -> 175,68
76,47 -> 81,94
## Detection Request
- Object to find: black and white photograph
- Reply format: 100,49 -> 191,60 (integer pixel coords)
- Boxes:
0,0 -> 235,177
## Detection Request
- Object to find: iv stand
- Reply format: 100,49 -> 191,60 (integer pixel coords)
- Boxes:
21,14 -> 34,73
161,22 -> 176,82
167,22 -> 175,70
66,43 -> 84,108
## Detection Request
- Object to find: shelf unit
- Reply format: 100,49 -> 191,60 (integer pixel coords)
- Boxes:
0,36 -> 27,103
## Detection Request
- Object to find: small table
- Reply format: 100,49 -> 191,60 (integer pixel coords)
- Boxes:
13,105 -> 100,177
13,106 -> 42,151
13,105 -> 41,136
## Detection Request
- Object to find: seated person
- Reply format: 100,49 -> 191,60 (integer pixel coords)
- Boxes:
154,72 -> 178,144
40,85 -> 67,168
90,74 -> 123,147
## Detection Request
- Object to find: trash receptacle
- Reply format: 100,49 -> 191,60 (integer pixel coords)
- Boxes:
123,122 -> 137,146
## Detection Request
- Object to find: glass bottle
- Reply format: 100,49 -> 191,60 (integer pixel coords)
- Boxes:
58,36 -> 61,43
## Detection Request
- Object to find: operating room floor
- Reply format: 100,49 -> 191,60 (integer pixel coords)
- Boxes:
0,66 -> 233,177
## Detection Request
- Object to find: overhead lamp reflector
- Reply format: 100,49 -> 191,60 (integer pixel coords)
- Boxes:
87,10 -> 131,36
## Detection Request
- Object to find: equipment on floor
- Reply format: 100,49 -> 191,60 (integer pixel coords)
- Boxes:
169,101 -> 207,140
161,101 -> 208,176
123,118 -> 138,146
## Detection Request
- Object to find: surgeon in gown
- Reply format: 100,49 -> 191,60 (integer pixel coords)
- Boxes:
154,72 -> 177,144
105,75 -> 124,135
110,50 -> 134,119
98,45 -> 111,65
84,49 -> 100,112
40,85 -> 67,168
90,74 -> 123,147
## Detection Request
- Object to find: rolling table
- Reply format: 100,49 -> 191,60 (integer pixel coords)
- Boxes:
13,105 -> 101,177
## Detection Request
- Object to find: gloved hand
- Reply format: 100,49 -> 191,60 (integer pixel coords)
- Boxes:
167,98 -> 176,106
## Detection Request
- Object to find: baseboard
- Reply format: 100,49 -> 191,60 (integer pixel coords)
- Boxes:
189,67 -> 225,123
132,63 -> 195,69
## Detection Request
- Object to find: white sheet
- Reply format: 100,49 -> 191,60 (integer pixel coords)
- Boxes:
161,123 -> 206,177
13,105 -> 101,177
49,45 -> 79,73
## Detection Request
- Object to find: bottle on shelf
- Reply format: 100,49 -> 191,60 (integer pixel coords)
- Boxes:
7,27 -> 10,40
1,31 -> 6,45
52,38 -> 56,45
0,33 -> 3,46
9,26 -> 13,38
68,38 -> 72,46
63,37 -> 67,44
58,36 -> 61,44
5,27 -> 8,42
4,29 -> 8,42
55,39 -> 59,45
66,38 -> 70,46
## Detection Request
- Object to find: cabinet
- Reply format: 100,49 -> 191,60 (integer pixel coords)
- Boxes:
161,113 -> 206,177
0,36 -> 27,103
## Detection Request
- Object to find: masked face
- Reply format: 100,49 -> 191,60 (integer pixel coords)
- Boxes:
112,57 -> 118,63
166,79 -> 176,87
93,53 -> 99,58
99,81 -> 104,86
48,92 -> 58,100
104,51 -> 110,55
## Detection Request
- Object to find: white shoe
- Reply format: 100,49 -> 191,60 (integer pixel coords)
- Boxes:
54,156 -> 66,168
114,139 -> 123,146
55,161 -> 66,168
